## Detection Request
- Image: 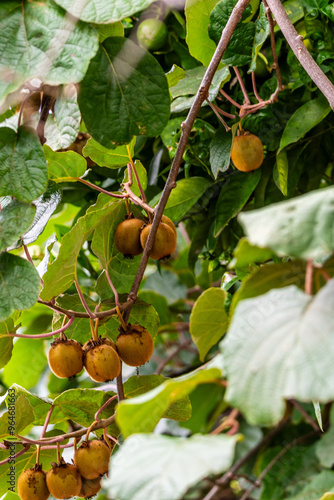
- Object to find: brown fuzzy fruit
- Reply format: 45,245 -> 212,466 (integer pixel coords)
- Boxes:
140,222 -> 177,260
84,338 -> 121,382
78,477 -> 102,498
116,324 -> 154,367
114,218 -> 145,257
18,466 -> 50,500
161,215 -> 177,236
231,133 -> 263,172
46,462 -> 82,499
48,338 -> 83,379
75,440 -> 111,480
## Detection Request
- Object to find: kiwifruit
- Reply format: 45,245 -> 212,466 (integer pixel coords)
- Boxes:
77,477 -> 102,498
140,222 -> 177,260
46,461 -> 81,499
114,218 -> 145,257
48,338 -> 83,379
230,132 -> 263,172
83,338 -> 121,382
161,215 -> 177,236
75,440 -> 111,480
18,466 -> 49,500
116,324 -> 154,367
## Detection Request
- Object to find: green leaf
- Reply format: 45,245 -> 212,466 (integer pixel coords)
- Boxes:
209,0 -> 256,66
273,149 -> 289,196
215,170 -> 261,237
44,85 -> 81,151
151,177 -> 211,221
0,200 -> 36,252
185,0 -> 221,67
238,186 -> 334,263
116,366 -> 221,437
223,280 -> 334,426
143,269 -> 187,305
104,433 -> 237,500
0,318 -> 14,368
44,147 -> 87,182
52,294 -> 98,344
279,97 -> 331,151
52,0 -> 157,23
3,339 -> 47,390
0,127 -> 47,202
316,427 -> 334,468
313,401 -> 323,432
94,22 -> 124,42
230,260 -> 307,316
79,37 -> 170,146
190,288 -> 228,361
286,471 -> 334,500
0,253 -> 40,322
249,4 -> 270,72
0,1 -> 98,105
83,137 -> 134,168
0,394 -> 34,439
166,65 -> 186,88
52,389 -> 116,427
124,375 -> 192,422
21,183 -> 62,245
6,385 -> 53,426
41,195 -> 120,300
229,238 -> 275,269
170,66 -> 230,113
210,126 -> 233,178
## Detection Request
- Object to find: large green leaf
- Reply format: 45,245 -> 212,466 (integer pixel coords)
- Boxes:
238,186 -> 334,263
53,0 -> 156,23
3,338 -> 47,390
104,433 -> 237,500
83,137 -> 134,168
124,375 -> 192,422
210,126 -> 233,178
229,238 -> 275,269
215,170 -> 261,237
273,149 -> 289,196
44,147 -> 87,182
5,385 -> 53,426
0,253 -> 40,322
190,288 -> 228,361
44,84 -> 81,151
279,97 -> 331,151
41,195 -> 120,300
0,127 -> 47,202
0,200 -> 36,252
151,177 -> 211,221
0,318 -> 15,368
222,280 -> 334,426
0,0 -> 98,105
185,0 -> 220,67
286,471 -> 334,500
209,0 -> 256,66
79,37 -> 170,147
0,394 -> 34,439
116,366 -> 221,437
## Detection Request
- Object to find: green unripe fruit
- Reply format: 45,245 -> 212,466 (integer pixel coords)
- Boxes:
46,463 -> 81,499
137,19 -> 168,51
116,324 -> 154,367
18,467 -> 50,500
75,440 -> 111,480
48,338 -> 83,379
140,222 -> 177,260
114,218 -> 145,257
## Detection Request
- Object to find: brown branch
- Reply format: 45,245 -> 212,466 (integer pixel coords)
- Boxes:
234,67 -> 250,104
265,0 -> 334,109
251,72 -> 263,102
37,297 -> 135,319
123,0 -> 252,322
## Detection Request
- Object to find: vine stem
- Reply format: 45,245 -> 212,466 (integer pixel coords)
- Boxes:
105,268 -> 120,308
290,399 -> 321,432
0,444 -> 30,466
74,279 -> 96,319
305,259 -> 313,295
40,405 -> 54,438
94,395 -> 118,422
127,145 -> 147,203
233,67 -> 250,104
5,317 -> 74,339
77,178 -> 125,199
265,0 -> 334,109
37,297 -> 135,319
123,0 -> 252,322
122,163 -> 154,216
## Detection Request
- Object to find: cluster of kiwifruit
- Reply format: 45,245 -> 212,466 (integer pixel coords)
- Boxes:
48,325 -> 154,381
114,214 -> 177,260
18,438 -> 112,500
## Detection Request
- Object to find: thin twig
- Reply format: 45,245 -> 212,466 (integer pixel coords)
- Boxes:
77,178 -> 125,199
233,67 -> 250,104
37,297 -> 135,319
219,88 -> 242,108
0,444 -> 30,466
290,399 -> 321,433
116,365 -> 125,402
94,395 -> 118,422
36,93 -> 55,145
130,160 -> 147,203
206,99 -> 233,131
5,317 -> 74,339
105,269 -> 120,308
74,279 -> 96,319
305,259 -> 313,295
40,406 -> 54,438
155,339 -> 192,375
251,72 -> 263,102
23,244 -> 34,265
263,0 -> 283,102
